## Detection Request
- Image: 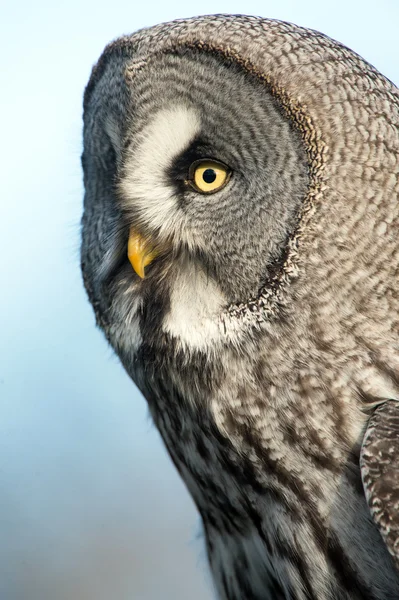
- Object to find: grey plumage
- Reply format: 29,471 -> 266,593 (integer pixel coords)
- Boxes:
81,15 -> 399,600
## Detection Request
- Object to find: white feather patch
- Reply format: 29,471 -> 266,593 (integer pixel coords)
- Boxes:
120,105 -> 201,239
163,259 -> 226,352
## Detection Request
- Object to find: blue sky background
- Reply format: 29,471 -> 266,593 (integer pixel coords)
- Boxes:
1,1 -> 398,598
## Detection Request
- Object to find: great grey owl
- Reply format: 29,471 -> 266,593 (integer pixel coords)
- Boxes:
81,14 -> 399,600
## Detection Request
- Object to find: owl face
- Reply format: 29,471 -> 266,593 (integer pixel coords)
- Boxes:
82,48 -> 309,352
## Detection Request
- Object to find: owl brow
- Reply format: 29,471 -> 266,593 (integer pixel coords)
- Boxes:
167,137 -> 219,183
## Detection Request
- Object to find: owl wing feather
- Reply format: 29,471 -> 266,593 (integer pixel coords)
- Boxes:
360,400 -> 399,568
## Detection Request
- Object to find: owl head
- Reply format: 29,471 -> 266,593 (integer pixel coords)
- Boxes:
81,15 -> 399,360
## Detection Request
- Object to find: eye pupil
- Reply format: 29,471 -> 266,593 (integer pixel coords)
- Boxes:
202,169 -> 217,184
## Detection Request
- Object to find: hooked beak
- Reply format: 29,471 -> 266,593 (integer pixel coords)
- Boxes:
127,227 -> 159,279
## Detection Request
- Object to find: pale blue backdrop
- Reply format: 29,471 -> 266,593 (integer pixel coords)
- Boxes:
1,1 -> 398,598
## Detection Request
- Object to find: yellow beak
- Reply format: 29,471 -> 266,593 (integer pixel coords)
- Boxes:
127,227 -> 158,279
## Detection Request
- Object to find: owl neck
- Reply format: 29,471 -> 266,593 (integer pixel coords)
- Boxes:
129,339 -> 398,600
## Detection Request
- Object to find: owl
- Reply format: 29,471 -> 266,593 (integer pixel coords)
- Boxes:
81,14 -> 399,600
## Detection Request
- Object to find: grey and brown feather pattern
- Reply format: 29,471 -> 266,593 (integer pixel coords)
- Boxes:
361,400 -> 399,568
81,15 -> 399,600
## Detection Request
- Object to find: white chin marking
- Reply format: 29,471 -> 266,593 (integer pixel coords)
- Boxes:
120,105 -> 201,238
163,260 -> 226,352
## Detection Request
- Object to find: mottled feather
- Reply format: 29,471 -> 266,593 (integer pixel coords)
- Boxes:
81,15 -> 399,600
361,400 -> 399,568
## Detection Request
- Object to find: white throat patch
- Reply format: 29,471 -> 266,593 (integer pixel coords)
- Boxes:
163,259 -> 226,352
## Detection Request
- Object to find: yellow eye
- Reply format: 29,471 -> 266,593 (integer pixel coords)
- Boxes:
188,159 -> 231,194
